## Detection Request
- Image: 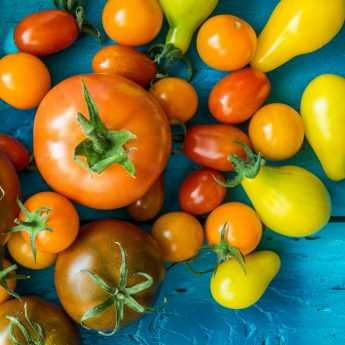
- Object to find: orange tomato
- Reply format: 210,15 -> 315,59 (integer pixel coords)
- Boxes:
7,233 -> 56,270
102,0 -> 163,46
0,53 -> 51,110
197,15 -> 257,71
206,202 -> 262,256
249,103 -> 305,161
0,259 -> 17,304
150,78 -> 199,123
92,45 -> 157,87
152,212 -> 204,262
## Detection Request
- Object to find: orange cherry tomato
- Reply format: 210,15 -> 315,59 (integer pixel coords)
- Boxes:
92,45 -> 157,87
179,169 -> 226,215
7,233 -> 56,270
0,259 -> 17,304
197,15 -> 257,72
0,53 -> 51,110
209,68 -> 271,124
127,177 -> 164,222
102,0 -> 163,46
150,78 -> 199,123
249,103 -> 305,161
152,212 -> 204,262
206,202 -> 262,256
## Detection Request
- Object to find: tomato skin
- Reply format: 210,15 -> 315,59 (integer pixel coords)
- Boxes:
34,74 -> 171,210
197,15 -> 257,71
0,53 -> 51,110
249,103 -> 305,161
0,259 -> 17,305
150,78 -> 199,123
14,10 -> 79,56
206,202 -> 262,255
0,135 -> 30,171
55,219 -> 164,331
102,0 -> 163,46
152,212 -> 204,262
209,68 -> 271,124
184,124 -> 251,172
92,45 -> 157,87
179,169 -> 226,215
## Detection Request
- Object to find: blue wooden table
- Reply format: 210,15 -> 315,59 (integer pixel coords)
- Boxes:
1,1 -> 345,344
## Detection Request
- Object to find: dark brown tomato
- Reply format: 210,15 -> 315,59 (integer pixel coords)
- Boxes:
14,10 -> 79,56
0,296 -> 80,345
55,220 -> 165,332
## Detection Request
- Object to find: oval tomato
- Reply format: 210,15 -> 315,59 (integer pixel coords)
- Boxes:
183,124 -> 251,171
92,45 -> 157,87
34,74 -> 171,210
179,169 -> 226,215
0,296 -> 80,344
0,259 -> 18,304
55,219 -> 164,334
209,68 -> 271,124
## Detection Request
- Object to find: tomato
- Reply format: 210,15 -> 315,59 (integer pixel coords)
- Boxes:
249,103 -> 305,161
127,177 -> 164,222
179,169 -> 226,215
102,0 -> 163,46
0,152 -> 20,241
14,10 -> 79,56
0,259 -> 18,304
0,134 -> 30,171
197,15 -> 257,71
152,212 -> 204,262
0,296 -> 80,344
210,251 -> 280,309
7,233 -> 56,270
209,68 -> 271,124
34,74 -> 171,210
206,202 -> 262,257
184,124 -> 251,172
92,45 -> 157,87
150,78 -> 199,123
0,53 -> 51,110
55,220 -> 164,334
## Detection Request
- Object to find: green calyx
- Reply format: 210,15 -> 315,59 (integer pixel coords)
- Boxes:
148,44 -> 193,81
54,0 -> 102,41
80,242 -> 154,337
7,303 -> 45,345
8,200 -> 53,263
74,81 -> 137,176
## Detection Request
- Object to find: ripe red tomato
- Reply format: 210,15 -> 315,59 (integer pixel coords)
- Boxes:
14,10 -> 79,56
184,124 -> 251,171
34,74 -> 171,210
0,134 -> 30,171
179,169 -> 226,215
209,68 -> 271,124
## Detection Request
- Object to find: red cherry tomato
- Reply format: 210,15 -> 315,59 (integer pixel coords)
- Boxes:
209,68 -> 271,124
179,169 -> 226,215
0,135 -> 30,171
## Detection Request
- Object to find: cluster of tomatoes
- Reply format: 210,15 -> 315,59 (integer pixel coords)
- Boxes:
0,0 -> 343,343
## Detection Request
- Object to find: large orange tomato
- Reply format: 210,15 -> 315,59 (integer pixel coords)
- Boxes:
34,74 -> 171,210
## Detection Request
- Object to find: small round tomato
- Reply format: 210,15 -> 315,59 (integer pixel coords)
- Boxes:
0,53 -> 51,110
184,124 -> 251,172
0,259 -> 17,304
206,202 -> 262,256
249,103 -> 305,161
127,177 -> 164,222
102,0 -> 163,46
179,169 -> 226,215
92,45 -> 157,87
150,78 -> 199,123
197,15 -> 257,71
0,134 -> 30,171
209,68 -> 271,124
7,233 -> 56,270
152,212 -> 204,262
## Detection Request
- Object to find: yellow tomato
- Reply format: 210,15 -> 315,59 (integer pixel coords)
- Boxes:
301,74 -> 345,181
251,0 -> 345,72
210,251 -> 280,309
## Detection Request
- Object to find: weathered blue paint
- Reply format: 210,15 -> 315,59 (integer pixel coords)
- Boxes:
1,0 -> 345,344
